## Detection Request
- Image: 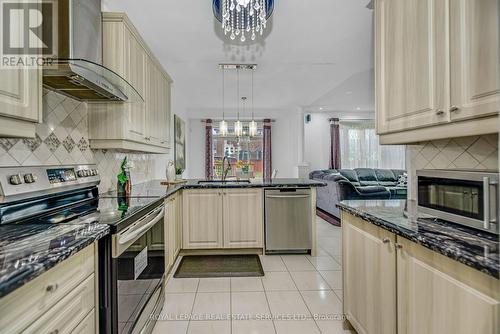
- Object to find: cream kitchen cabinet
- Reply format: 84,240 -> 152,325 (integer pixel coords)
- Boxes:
449,0 -> 499,122
342,211 -> 500,334
375,0 -> 499,144
0,0 -> 42,138
0,244 -> 97,334
165,192 -> 182,272
396,237 -> 499,334
182,189 -> 264,250
88,12 -> 172,153
341,211 -> 397,334
223,189 -> 263,248
183,189 -> 224,249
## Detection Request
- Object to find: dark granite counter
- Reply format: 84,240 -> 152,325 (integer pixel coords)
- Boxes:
337,200 -> 499,278
0,222 -> 109,298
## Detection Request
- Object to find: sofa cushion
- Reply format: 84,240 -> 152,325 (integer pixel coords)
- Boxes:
339,169 -> 360,186
324,174 -> 347,182
374,169 -> 397,186
354,168 -> 380,186
309,169 -> 338,180
356,185 -> 390,194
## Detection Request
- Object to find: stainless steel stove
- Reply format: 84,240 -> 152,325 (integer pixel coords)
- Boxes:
0,165 -> 166,334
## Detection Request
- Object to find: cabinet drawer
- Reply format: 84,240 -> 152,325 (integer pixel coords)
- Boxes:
72,310 -> 95,334
23,275 -> 95,334
0,244 -> 95,333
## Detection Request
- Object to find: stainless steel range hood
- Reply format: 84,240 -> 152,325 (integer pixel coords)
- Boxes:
42,0 -> 142,103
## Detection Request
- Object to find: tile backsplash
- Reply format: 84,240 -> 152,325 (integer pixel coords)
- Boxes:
0,90 -> 160,193
406,134 -> 499,200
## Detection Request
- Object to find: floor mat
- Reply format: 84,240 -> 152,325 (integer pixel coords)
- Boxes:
173,254 -> 264,278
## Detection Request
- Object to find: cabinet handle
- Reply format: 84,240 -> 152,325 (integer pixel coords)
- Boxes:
435,109 -> 445,116
382,237 -> 390,244
449,106 -> 459,113
49,330 -> 59,334
395,243 -> 403,250
46,283 -> 58,292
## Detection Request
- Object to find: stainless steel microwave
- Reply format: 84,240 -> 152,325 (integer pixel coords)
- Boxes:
417,169 -> 498,235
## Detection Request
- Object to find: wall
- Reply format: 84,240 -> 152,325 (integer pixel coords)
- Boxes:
406,134 -> 499,200
0,90 -> 176,193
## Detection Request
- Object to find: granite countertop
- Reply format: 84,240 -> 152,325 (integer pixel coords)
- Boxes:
0,222 -> 109,298
337,200 -> 499,279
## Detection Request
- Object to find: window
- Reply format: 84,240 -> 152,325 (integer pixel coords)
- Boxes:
212,123 -> 264,179
339,120 -> 406,169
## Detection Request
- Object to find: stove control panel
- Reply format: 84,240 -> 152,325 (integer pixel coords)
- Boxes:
0,165 -> 100,198
47,168 -> 77,184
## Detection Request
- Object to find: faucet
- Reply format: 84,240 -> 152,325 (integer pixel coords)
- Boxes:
222,156 -> 231,182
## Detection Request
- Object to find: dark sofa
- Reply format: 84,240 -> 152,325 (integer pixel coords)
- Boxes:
310,168 -> 407,219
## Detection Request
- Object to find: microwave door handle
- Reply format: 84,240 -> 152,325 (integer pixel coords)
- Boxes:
119,207 -> 165,245
483,177 -> 490,230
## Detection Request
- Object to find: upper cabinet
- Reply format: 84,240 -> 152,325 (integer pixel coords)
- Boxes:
375,0 -> 499,144
0,2 -> 42,138
88,13 -> 172,153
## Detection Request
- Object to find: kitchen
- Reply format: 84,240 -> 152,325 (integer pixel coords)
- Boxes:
0,1 -> 499,334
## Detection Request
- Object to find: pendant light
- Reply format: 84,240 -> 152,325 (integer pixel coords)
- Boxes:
249,68 -> 257,137
219,67 -> 228,136
234,67 -> 243,137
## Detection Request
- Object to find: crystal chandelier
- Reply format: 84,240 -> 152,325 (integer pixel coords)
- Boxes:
214,0 -> 274,42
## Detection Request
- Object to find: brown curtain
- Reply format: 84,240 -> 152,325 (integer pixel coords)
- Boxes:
205,119 -> 213,179
329,118 -> 341,169
263,119 -> 272,180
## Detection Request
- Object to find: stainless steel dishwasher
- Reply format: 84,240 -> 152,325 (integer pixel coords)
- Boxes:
265,188 -> 312,254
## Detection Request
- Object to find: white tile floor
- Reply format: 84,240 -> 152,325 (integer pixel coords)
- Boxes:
152,217 -> 356,334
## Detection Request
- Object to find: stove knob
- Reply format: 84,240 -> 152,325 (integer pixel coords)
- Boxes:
93,169 -> 99,175
77,170 -> 86,178
90,169 -> 96,176
9,174 -> 24,185
23,173 -> 36,184
84,170 -> 91,177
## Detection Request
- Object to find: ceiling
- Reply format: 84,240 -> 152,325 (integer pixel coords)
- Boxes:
102,0 -> 374,118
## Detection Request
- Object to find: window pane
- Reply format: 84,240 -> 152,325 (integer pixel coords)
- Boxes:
212,123 -> 264,179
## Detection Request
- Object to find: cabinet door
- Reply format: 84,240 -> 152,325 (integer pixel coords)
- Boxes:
174,193 -> 182,256
124,28 -> 147,140
183,190 -> 223,249
449,0 -> 499,121
342,212 -> 397,334
375,0 -> 448,134
223,189 -> 263,248
165,197 -> 176,271
397,237 -> 499,334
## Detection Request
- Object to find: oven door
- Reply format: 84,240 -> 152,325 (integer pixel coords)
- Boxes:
417,171 -> 498,233
112,204 -> 166,334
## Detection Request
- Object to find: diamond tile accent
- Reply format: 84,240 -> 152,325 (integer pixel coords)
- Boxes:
0,138 -> 19,151
22,134 -> 42,152
77,137 -> 89,152
44,133 -> 61,152
62,135 -> 76,153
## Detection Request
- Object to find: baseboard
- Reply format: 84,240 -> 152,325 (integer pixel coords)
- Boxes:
316,208 -> 341,226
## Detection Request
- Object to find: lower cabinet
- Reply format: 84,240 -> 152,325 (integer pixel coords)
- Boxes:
342,212 -> 397,334
223,189 -> 263,248
166,192 -> 182,272
342,212 -> 500,334
396,237 -> 499,334
182,189 -> 263,249
0,244 -> 97,334
183,189 -> 224,249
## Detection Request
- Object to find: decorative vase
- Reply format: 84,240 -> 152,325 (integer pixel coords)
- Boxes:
166,161 -> 176,182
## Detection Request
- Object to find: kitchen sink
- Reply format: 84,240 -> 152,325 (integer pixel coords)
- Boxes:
198,180 -> 251,184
